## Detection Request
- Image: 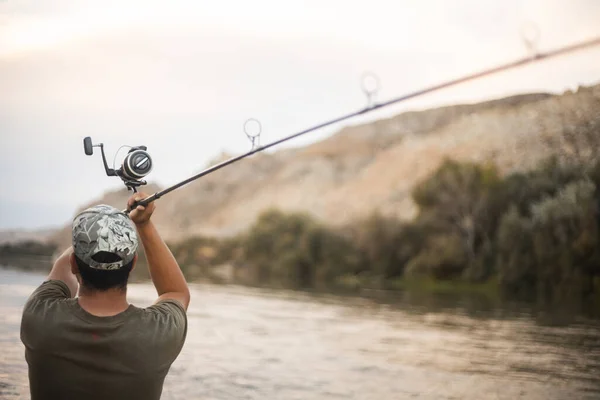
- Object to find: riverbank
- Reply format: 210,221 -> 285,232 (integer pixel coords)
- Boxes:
334,274 -> 501,297
4,257 -> 599,320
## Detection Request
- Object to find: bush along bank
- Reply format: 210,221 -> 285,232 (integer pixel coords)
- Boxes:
166,156 -> 600,307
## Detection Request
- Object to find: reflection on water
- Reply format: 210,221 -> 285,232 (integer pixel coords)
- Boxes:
1,266 -> 599,399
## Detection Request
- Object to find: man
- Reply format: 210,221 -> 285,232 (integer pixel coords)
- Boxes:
20,193 -> 190,400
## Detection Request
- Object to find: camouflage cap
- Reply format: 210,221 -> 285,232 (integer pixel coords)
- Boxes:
72,205 -> 139,270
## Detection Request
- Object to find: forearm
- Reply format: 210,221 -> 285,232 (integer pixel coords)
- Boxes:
47,247 -> 78,297
136,221 -> 190,302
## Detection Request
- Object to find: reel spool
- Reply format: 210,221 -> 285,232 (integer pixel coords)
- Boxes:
122,148 -> 153,181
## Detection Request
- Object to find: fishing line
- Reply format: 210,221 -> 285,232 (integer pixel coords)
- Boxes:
80,25 -> 600,214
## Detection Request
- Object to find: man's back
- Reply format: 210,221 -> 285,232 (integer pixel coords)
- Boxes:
20,280 -> 187,400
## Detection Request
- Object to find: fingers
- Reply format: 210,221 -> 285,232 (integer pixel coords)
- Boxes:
129,207 -> 143,222
126,191 -> 154,224
129,192 -> 148,200
127,192 -> 148,209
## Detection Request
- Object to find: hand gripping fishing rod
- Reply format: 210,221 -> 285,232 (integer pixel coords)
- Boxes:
82,32 -> 600,215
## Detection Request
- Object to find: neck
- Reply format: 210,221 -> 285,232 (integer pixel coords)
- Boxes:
77,286 -> 130,317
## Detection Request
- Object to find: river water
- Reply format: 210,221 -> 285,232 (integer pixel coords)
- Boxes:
1,267 -> 599,400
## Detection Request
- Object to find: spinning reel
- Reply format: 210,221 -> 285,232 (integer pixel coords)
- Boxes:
83,137 -> 153,192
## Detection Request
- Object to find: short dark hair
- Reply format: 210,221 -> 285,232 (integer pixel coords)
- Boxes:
75,251 -> 134,291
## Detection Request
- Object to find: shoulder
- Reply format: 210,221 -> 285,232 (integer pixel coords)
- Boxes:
23,280 -> 71,310
141,298 -> 188,333
146,298 -> 187,316
20,280 -> 73,345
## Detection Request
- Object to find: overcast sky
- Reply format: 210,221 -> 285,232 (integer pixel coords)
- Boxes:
1,0 -> 599,230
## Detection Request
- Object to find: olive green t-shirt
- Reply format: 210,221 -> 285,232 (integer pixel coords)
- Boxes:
20,280 -> 187,400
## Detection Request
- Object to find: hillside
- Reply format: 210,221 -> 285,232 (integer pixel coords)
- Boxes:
48,83 -> 600,248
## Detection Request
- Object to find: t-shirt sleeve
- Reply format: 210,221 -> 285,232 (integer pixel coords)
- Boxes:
143,299 -> 188,366
21,280 -> 72,348
25,280 -> 71,306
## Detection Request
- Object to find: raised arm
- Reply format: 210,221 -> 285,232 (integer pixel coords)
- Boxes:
127,193 -> 190,310
47,246 -> 79,297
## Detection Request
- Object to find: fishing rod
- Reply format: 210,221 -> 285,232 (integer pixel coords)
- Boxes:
82,32 -> 600,214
